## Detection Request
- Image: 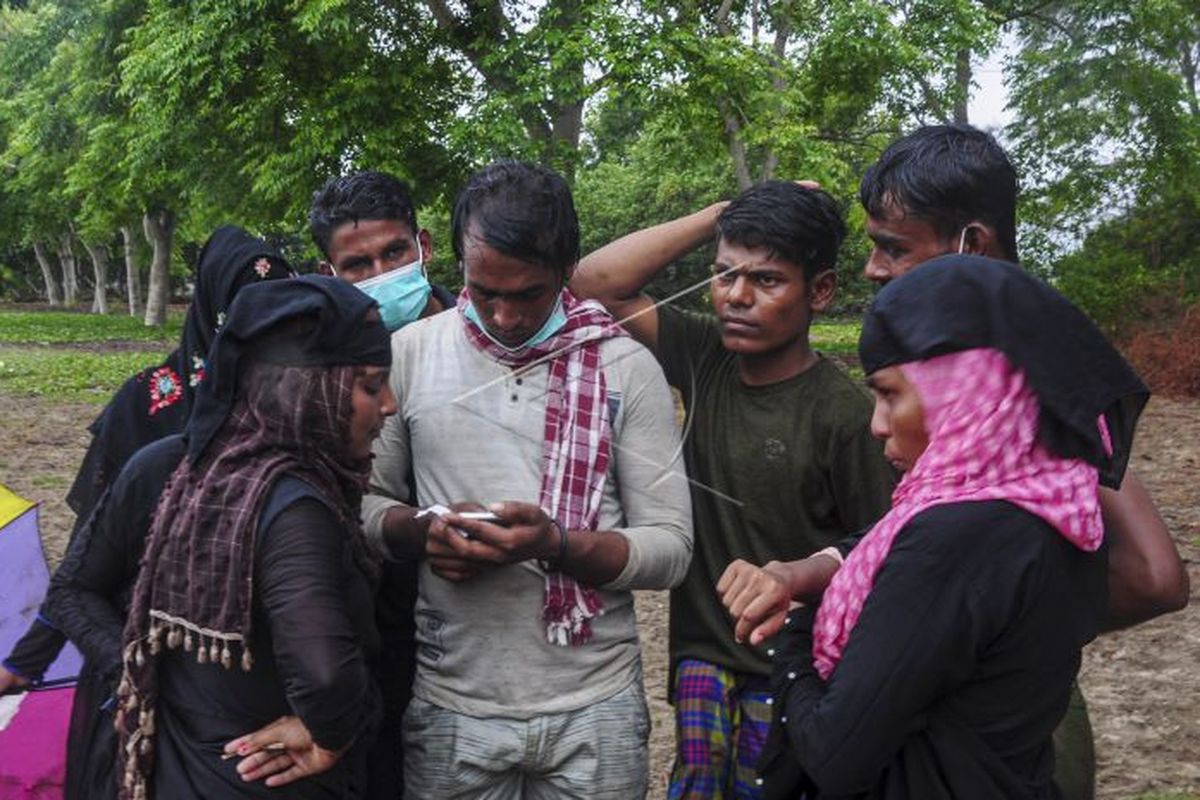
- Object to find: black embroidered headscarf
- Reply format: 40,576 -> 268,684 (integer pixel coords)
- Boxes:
116,276 -> 390,800
858,254 -> 1149,488
65,226 -> 292,527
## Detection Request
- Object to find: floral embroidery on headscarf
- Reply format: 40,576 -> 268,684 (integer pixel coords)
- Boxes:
148,366 -> 184,416
253,257 -> 273,279
189,354 -> 206,388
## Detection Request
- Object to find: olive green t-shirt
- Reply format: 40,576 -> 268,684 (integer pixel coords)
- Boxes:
658,306 -> 896,680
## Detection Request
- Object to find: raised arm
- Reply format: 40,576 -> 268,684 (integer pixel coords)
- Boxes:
1100,470 -> 1189,630
571,201 -> 727,351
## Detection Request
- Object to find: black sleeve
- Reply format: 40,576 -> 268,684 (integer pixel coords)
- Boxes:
257,499 -> 375,752
43,487 -> 136,681
834,526 -> 869,558
772,508 -> 1009,795
2,621 -> 65,683
43,436 -> 185,681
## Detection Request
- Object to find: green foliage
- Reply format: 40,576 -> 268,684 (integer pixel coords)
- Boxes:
0,346 -> 170,401
810,320 -> 862,356
1052,190 -> 1200,334
0,309 -> 183,343
1008,0 -> 1200,262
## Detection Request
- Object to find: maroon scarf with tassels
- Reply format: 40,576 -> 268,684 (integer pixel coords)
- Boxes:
116,363 -> 377,800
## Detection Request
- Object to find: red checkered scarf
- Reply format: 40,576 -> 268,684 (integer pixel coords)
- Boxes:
812,348 -> 1104,680
457,288 -> 625,646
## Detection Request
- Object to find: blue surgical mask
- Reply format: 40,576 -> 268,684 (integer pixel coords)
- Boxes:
463,293 -> 567,351
354,243 -> 432,332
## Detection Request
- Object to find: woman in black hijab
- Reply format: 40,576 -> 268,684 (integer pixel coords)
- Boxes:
747,255 -> 1147,799
115,275 -> 393,800
0,227 -> 291,691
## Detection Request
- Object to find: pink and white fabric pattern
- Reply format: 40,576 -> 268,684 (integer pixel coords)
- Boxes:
812,347 -> 1105,680
458,289 -> 626,646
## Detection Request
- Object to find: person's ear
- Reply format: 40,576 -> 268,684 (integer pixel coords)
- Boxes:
808,269 -> 837,312
316,261 -> 335,277
417,229 -> 433,262
960,222 -> 996,257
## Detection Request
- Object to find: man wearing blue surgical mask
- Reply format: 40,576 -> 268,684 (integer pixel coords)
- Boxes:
310,171 -> 457,329
362,160 -> 693,799
308,170 -> 459,800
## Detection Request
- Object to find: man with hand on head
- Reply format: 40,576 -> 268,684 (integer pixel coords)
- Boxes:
572,181 -> 896,800
363,160 -> 693,799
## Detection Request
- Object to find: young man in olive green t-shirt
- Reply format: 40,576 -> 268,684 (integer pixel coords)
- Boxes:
572,181 -> 896,799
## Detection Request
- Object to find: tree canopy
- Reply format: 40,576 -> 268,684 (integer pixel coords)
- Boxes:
0,0 -> 1194,329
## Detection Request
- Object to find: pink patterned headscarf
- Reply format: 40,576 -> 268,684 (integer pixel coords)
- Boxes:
811,348 -> 1104,680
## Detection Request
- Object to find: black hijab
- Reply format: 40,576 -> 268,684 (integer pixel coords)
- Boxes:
118,276 -> 390,800
65,226 -> 292,524
185,273 -> 392,461
859,255 -> 1148,489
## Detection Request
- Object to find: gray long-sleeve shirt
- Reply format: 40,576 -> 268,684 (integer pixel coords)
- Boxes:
363,308 -> 693,718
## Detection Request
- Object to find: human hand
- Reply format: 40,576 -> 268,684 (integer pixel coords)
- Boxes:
224,715 -> 341,787
794,179 -> 822,190
0,665 -> 30,695
426,501 -> 491,582
439,501 -> 560,567
719,560 -> 796,646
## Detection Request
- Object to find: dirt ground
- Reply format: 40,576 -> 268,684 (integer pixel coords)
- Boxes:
2,384 -> 1196,799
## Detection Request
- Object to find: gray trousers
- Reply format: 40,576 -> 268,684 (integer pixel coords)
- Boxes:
402,677 -> 651,799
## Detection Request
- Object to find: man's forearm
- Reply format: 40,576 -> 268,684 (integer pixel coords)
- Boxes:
573,201 -> 727,301
554,528 -> 631,587
379,505 -> 431,562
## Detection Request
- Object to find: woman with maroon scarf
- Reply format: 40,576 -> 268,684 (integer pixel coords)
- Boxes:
115,275 -> 394,799
730,256 -> 1148,799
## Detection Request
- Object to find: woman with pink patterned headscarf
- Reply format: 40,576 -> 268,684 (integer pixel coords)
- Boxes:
753,256 -> 1148,800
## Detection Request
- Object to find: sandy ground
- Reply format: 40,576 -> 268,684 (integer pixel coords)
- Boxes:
2,379 -> 1196,799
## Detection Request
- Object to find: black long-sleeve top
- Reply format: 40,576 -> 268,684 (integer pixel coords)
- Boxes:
44,437 -> 187,681
43,439 -> 380,798
758,501 -> 1107,800
151,477 -> 380,797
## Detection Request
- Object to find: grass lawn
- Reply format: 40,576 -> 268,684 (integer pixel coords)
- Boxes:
811,319 -> 861,355
0,309 -> 183,344
0,309 -> 866,402
0,347 -> 171,402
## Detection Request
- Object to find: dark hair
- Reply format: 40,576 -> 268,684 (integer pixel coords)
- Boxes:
716,181 -> 847,280
859,124 -> 1019,261
309,171 -> 419,259
451,160 -> 580,275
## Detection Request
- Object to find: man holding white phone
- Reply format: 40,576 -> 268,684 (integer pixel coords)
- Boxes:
362,160 -> 693,798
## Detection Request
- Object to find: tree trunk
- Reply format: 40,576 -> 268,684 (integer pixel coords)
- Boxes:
953,48 -> 971,124
760,1 -> 793,181
142,208 -> 175,327
83,239 -> 111,314
121,224 -> 142,317
715,0 -> 753,191
31,241 -> 62,306
57,232 -> 79,307
719,99 -> 754,191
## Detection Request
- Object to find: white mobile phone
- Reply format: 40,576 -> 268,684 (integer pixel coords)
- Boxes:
457,511 -> 503,523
